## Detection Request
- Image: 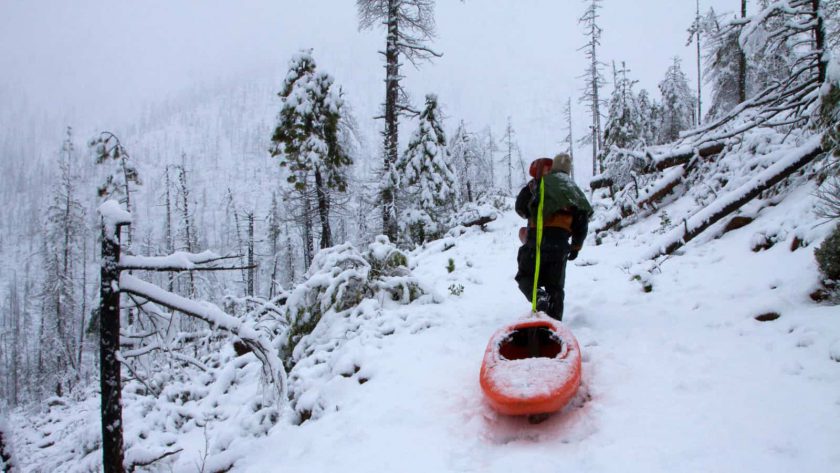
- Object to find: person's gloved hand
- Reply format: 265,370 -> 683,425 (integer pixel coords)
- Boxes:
568,248 -> 579,261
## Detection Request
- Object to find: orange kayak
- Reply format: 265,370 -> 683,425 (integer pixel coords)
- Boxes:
479,315 -> 582,416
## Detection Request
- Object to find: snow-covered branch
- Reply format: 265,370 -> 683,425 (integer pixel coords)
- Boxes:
118,274 -> 287,402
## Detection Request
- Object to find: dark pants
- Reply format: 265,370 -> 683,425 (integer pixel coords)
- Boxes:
515,229 -> 571,321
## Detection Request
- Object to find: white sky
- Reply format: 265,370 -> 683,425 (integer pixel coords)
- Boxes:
0,0 -> 742,181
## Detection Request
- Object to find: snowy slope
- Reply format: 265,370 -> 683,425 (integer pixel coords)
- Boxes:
231,195 -> 840,472
10,191 -> 840,472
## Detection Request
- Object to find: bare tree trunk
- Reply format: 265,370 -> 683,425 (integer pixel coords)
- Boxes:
177,164 -> 196,297
591,43 -> 603,174
813,0 -> 826,83
739,0 -> 748,103
302,191 -> 315,270
78,235 -> 87,376
505,119 -> 514,195
566,98 -> 576,181
488,135 -> 496,190
164,167 -> 175,293
382,0 -> 400,241
285,223 -> 295,284
10,277 -> 20,405
314,168 -> 332,249
695,0 -> 703,125
99,222 -> 125,473
121,160 -> 133,249
247,212 -> 255,297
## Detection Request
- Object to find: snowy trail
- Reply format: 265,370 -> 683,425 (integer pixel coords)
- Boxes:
240,199 -> 840,473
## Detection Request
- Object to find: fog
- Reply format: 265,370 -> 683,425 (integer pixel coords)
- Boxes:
0,0 -> 739,180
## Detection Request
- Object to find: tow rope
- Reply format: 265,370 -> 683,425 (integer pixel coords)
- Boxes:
531,177 -> 545,314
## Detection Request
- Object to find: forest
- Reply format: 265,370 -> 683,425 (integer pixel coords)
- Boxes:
0,0 -> 838,472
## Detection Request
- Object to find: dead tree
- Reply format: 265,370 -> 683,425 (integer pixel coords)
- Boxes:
98,202 -> 130,473
578,0 -> 605,175
97,201 -> 285,473
357,0 -> 442,240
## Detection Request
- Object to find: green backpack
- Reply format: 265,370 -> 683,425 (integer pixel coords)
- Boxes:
530,173 -> 594,218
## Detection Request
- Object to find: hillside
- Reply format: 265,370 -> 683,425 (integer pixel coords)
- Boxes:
8,186 -> 839,472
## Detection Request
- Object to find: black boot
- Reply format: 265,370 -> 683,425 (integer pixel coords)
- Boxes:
536,288 -> 550,313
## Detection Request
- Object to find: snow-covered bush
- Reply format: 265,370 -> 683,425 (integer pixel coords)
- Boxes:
279,236 -> 437,422
401,207 -> 440,245
280,236 -> 427,367
445,195 -> 502,233
12,344 -> 281,472
815,223 -> 840,284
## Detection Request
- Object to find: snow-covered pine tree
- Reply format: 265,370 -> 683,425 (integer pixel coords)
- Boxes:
90,131 -> 142,248
578,0 -> 606,175
684,0 -> 835,142
357,0 -> 442,241
602,62 -> 645,189
743,1 -> 795,99
479,126 -> 499,192
39,127 -> 88,397
395,94 -> 458,244
270,51 -> 354,253
703,7 -> 744,120
265,191 -> 283,298
2,279 -> 21,405
501,117 -> 525,195
637,89 -> 661,146
449,120 -> 483,204
658,57 -> 697,143
686,0 -> 709,124
603,62 -> 643,151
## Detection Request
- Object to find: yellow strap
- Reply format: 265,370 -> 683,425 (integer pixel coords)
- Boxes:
531,178 -> 545,314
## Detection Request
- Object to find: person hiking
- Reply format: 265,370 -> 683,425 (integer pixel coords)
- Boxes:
514,153 -> 593,321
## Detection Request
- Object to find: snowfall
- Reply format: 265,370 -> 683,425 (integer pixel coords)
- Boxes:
8,185 -> 840,473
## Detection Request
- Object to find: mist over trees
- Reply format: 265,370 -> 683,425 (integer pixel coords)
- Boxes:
0,0 -> 838,470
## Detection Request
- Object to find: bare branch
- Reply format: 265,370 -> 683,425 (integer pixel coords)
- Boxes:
118,274 -> 287,402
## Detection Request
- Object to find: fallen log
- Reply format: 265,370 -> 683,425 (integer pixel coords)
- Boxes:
645,137 -> 824,260
637,166 -> 686,209
592,166 -> 686,234
462,215 -> 496,229
650,142 -> 726,172
589,174 -> 613,191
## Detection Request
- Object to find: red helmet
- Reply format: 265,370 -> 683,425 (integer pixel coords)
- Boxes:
528,158 -> 553,178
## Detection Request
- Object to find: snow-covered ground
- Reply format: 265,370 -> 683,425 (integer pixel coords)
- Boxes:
232,193 -> 840,472
10,190 -> 840,472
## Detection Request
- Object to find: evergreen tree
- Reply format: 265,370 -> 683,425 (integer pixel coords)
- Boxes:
603,62 -> 643,151
396,94 -> 458,243
658,57 -> 697,143
703,7 -> 744,120
39,127 -> 87,396
501,117 -> 525,195
602,62 -> 645,189
478,126 -> 499,191
357,0 -> 442,241
90,131 -> 141,247
686,0 -> 710,124
637,89 -> 661,146
449,120 -> 483,204
270,51 -> 354,252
